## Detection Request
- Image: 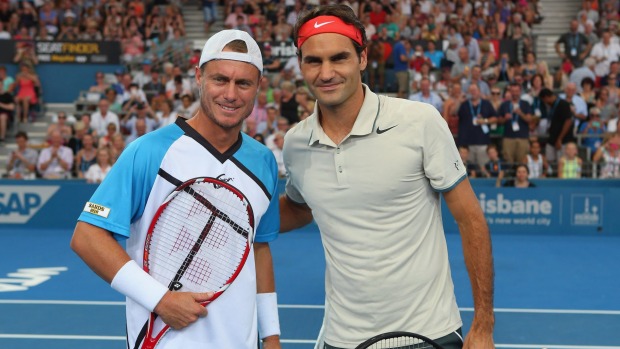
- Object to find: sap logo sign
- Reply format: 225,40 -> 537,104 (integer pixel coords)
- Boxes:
0,186 -> 60,223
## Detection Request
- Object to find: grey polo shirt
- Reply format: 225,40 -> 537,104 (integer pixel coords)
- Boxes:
283,86 -> 466,347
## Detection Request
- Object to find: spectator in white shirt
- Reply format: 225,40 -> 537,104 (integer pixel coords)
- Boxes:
85,147 -> 113,184
37,130 -> 74,179
409,77 -> 443,112
590,30 -> 620,78
90,99 -> 120,138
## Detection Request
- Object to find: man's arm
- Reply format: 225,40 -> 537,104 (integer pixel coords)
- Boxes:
70,221 -> 213,329
443,179 -> 495,349
556,117 -> 574,149
255,242 -> 281,349
279,195 -> 313,233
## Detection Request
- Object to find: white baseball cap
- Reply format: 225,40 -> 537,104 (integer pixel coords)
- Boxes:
198,30 -> 263,74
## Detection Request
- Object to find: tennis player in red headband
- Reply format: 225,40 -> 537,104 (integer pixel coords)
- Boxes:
282,4 -> 495,349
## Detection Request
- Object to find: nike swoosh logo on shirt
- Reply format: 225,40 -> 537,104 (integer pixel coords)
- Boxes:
314,21 -> 335,28
376,125 -> 398,134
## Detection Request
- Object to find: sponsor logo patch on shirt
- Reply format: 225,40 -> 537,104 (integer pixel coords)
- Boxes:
83,202 -> 110,218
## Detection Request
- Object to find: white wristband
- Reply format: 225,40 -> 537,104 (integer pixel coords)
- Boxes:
111,260 -> 168,312
257,292 -> 281,339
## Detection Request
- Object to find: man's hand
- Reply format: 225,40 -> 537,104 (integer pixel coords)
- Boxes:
262,335 -> 281,349
463,319 -> 495,349
154,291 -> 214,330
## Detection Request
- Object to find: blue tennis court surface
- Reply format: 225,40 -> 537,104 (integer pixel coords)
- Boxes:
1,224 -> 619,349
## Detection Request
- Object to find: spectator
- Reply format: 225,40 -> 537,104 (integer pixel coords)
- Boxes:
14,63 -> 40,123
578,107 -> 606,156
555,19 -> 591,68
595,86 -> 617,123
464,65 -> 491,98
88,71 -> 109,95
411,61 -> 436,91
457,84 -> 498,168
481,144 -> 505,180
540,88 -> 577,163
558,142 -> 583,178
424,40 -> 444,70
122,102 -> 158,138
6,131 -> 38,179
362,14 -> 377,40
125,117 -> 148,144
366,39 -> 386,91
156,98 -> 176,129
523,140 -> 549,178
581,79 -> 597,108
409,77 -> 443,112
295,86 -> 315,121
46,111 -> 73,143
224,5 -> 246,29
80,19 -> 103,40
271,131 -> 286,178
75,133 -> 98,179
607,112 -> 619,134
143,70 -> 166,99
91,99 -> 120,138
279,81 -> 300,126
103,88 -> 122,115
522,51 -> 538,84
392,37 -> 412,98
132,60 -> 152,89
37,130 -> 74,179
502,164 -> 536,187
561,82 -> 588,128
458,145 -> 480,178
265,116 -> 289,151
262,44 -> 282,75
591,32 -> 620,80
121,20 -> 145,63
479,41 -> 496,79
536,60 -> 554,89
202,0 -> 217,33
67,121 -> 88,156
498,83 -> 533,164
451,46 -> 474,84
442,82 -> 464,136
107,133 -> 126,162
175,94 -> 198,120
0,65 -> 14,93
592,132 -> 620,178
84,147 -> 113,184
462,31 -> 481,64
409,44 -> 431,74
577,0 -> 599,24
39,0 -> 59,36
569,57 -> 596,92
0,79 -> 15,142
0,20 -> 11,39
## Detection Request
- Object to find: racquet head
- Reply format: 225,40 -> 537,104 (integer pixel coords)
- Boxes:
139,177 -> 254,349
355,331 -> 444,349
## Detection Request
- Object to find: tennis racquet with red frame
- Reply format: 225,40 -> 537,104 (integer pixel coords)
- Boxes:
136,177 -> 254,349
355,331 -> 444,349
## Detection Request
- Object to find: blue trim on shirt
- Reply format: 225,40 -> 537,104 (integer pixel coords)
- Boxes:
434,173 -> 467,193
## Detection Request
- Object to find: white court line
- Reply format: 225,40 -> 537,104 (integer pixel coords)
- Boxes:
1,300 -> 619,315
0,335 -> 618,349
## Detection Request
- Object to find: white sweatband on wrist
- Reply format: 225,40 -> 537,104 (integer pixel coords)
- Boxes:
111,260 -> 168,312
257,292 -> 281,338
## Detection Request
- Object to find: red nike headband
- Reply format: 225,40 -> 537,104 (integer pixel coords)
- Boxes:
297,15 -> 363,48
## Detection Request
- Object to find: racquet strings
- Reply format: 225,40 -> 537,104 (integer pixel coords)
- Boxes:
147,181 -> 251,293
365,336 -> 434,349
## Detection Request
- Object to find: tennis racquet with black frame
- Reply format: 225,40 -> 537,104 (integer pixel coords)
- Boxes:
135,177 -> 254,349
355,331 -> 444,349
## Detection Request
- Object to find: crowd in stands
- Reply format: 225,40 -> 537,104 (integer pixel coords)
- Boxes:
2,0 -> 620,182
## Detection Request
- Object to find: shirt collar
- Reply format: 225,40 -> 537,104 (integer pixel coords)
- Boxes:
308,84 -> 380,146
